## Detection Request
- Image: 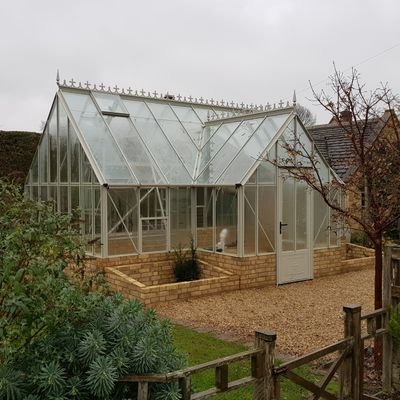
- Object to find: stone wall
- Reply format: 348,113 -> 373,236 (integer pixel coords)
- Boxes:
197,252 -> 276,289
105,260 -> 239,306
346,243 -> 375,259
92,242 -> 374,305
313,244 -> 374,278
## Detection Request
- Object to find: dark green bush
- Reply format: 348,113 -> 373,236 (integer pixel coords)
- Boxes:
173,239 -> 201,282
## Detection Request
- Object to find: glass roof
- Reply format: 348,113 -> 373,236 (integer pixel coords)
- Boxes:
60,88 -> 293,185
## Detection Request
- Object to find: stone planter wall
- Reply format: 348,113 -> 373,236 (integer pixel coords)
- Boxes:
105,260 -> 239,306
89,242 -> 374,305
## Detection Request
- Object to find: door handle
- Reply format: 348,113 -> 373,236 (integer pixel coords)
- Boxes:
280,222 -> 288,234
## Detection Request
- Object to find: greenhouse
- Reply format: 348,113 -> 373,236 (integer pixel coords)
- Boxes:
26,80 -> 340,284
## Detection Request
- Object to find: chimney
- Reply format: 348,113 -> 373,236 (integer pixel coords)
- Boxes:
339,109 -> 352,123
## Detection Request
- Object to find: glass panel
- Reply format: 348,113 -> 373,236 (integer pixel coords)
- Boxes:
244,186 -> 256,255
200,123 -> 222,149
219,115 -> 287,184
198,119 -> 263,184
105,116 -> 164,184
282,177 -> 295,251
313,191 -> 329,248
192,107 -> 217,123
32,185 -> 38,202
39,131 -> 48,183
71,186 -> 79,212
40,185 -> 48,201
140,188 -> 167,218
258,147 -> 277,185
59,104 -> 68,182
62,90 -> 135,184
59,186 -> 68,214
197,121 -> 241,181
92,92 -> 126,114
69,124 -> 80,183
81,149 -> 92,183
170,187 -> 192,249
108,193 -> 135,256
196,187 -> 213,251
258,185 -> 276,253
146,102 -> 197,176
81,186 -> 93,254
247,170 -> 256,184
94,187 -> 102,256
108,189 -> 138,255
277,120 -> 295,164
257,162 -> 276,184
141,218 -> 167,252
294,122 -> 313,167
31,153 -> 38,183
296,181 -> 308,250
48,186 -> 57,210
140,188 -> 167,253
215,187 -> 237,255
171,105 -> 203,147
49,103 -> 58,183
124,98 -> 191,184
315,154 -> 329,183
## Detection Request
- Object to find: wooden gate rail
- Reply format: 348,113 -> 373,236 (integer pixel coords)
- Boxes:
274,337 -> 352,400
360,308 -> 389,341
119,347 -> 264,400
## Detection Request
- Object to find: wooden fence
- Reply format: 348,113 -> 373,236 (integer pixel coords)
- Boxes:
119,244 -> 400,400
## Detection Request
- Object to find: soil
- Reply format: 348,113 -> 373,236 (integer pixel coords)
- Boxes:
154,269 -> 375,356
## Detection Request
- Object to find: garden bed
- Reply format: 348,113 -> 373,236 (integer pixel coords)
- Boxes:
105,260 -> 239,306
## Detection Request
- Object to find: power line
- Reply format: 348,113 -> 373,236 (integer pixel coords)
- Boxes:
293,41 -> 400,99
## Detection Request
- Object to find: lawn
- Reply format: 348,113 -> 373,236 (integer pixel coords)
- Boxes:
173,324 -> 339,400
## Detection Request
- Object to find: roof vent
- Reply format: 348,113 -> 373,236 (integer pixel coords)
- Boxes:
164,93 -> 175,100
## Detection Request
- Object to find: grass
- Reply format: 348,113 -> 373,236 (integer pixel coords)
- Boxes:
173,324 -> 339,399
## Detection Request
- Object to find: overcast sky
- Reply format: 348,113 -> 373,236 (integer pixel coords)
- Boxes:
1,0 -> 399,131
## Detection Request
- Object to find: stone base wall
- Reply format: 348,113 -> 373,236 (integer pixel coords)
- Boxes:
313,244 -> 374,278
105,260 -> 239,306
197,251 -> 276,289
90,242 -> 374,305
346,243 -> 375,259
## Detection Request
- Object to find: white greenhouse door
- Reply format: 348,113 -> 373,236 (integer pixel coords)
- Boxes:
277,172 -> 313,284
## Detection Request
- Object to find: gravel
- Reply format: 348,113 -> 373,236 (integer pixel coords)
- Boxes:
154,269 -> 375,356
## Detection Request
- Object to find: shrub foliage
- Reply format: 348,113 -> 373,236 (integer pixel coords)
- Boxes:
173,239 -> 200,282
0,181 -> 185,399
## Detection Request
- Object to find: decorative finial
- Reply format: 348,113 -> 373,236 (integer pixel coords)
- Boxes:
56,69 -> 60,85
292,90 -> 297,107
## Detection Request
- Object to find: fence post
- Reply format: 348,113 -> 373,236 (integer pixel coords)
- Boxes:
341,304 -> 362,400
391,245 -> 400,389
383,244 -> 393,392
254,330 -> 276,400
179,376 -> 191,400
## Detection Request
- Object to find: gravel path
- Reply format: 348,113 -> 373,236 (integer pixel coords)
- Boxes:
155,269 -> 374,356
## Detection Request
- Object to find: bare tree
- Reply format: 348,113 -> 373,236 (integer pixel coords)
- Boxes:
273,67 -> 400,311
296,103 -> 316,126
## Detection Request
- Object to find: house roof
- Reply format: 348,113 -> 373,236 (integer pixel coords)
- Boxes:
308,116 -> 387,179
58,84 -> 294,186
